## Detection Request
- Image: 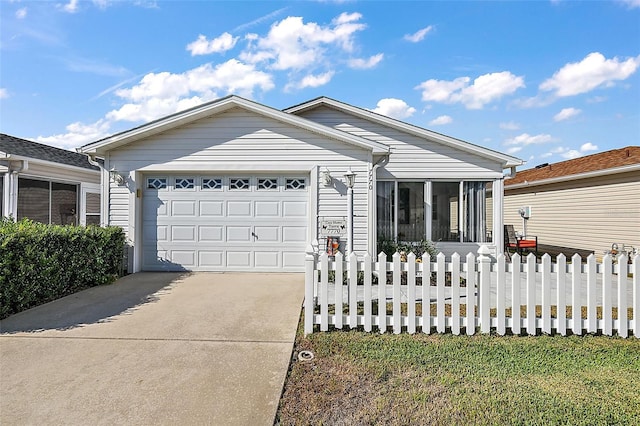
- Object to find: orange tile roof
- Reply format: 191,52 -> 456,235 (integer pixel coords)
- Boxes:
505,146 -> 640,186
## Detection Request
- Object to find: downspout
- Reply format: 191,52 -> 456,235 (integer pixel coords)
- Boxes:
8,159 -> 28,219
504,165 -> 517,179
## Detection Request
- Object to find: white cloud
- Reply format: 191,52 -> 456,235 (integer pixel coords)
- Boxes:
239,13 -> 366,71
372,98 -> 416,119
404,26 -> 434,43
106,59 -> 274,122
187,32 -> 239,56
16,7 -> 27,19
233,7 -> 289,32
0,88 -> 8,99
540,52 -> 640,97
286,71 -> 335,91
580,142 -> 598,152
561,149 -> 582,159
429,115 -> 452,126
506,146 -> 522,154
504,133 -> 554,146
35,119 -> 111,149
553,107 -> 582,122
500,121 -> 520,130
61,0 -> 79,13
348,53 -> 384,69
619,0 -> 640,9
542,143 -> 598,160
416,71 -> 525,109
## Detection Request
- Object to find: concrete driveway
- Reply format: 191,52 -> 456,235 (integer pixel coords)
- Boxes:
0,272 -> 305,426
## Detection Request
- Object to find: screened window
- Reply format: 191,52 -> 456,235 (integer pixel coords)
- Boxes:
52,183 -> 78,225
85,192 -> 101,226
377,181 -> 425,242
17,178 -> 51,224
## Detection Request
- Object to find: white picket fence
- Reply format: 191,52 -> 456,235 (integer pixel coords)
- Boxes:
304,246 -> 639,338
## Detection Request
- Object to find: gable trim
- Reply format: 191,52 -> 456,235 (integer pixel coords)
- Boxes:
80,95 -> 390,155
284,97 -> 523,168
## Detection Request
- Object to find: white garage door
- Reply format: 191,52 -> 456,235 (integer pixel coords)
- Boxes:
142,175 -> 308,272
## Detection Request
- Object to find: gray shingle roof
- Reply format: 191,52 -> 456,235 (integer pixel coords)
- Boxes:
0,133 -> 100,171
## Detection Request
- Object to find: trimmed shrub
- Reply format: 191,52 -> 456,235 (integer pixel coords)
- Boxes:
0,218 -> 126,319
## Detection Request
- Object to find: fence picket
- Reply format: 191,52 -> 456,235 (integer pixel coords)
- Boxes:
511,254 -> 521,335
571,254 -> 582,335
407,252 -> 416,334
602,254 -> 613,336
634,255 -> 640,339
334,252 -> 343,330
556,254 -> 567,336
378,252 -> 387,334
437,253 -> 446,333
319,253 -> 329,332
304,248 -> 636,338
617,255 -> 628,338
348,252 -> 358,329
364,253 -> 372,332
451,253 -> 461,336
466,253 -> 475,335
496,254 -> 506,336
526,254 -> 536,336
542,254 -> 551,335
587,255 -> 597,334
423,253 -> 432,334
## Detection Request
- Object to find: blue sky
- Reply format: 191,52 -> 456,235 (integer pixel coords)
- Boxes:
1,0 -> 639,169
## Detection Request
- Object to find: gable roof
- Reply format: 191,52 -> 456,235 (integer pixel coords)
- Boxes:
505,146 -> 640,188
0,133 -> 99,171
284,96 -> 523,169
80,95 -> 390,155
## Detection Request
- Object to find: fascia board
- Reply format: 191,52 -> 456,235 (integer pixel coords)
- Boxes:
0,153 -> 99,175
505,163 -> 640,190
285,97 -> 523,168
81,96 -> 389,155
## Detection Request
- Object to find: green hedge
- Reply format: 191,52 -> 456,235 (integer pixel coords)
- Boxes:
0,218 -> 126,319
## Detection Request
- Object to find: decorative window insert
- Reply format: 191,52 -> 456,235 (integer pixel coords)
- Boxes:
257,178 -> 278,190
285,178 -> 306,190
175,178 -> 195,190
202,178 -> 223,190
229,178 -> 250,190
147,178 -> 167,189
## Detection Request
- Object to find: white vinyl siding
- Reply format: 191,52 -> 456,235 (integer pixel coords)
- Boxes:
504,171 -> 640,257
107,107 -> 371,254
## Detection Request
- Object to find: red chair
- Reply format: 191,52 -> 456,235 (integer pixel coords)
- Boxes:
504,225 -> 538,258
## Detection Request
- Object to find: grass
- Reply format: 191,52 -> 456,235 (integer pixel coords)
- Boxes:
275,319 -> 640,425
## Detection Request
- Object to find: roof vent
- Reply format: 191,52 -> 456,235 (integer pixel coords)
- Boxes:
535,163 -> 549,169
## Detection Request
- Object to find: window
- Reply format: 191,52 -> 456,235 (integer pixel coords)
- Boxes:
147,178 -> 167,189
202,178 -> 222,190
431,181 -> 491,243
229,178 -> 250,190
17,178 -> 78,225
258,178 -> 278,190
377,180 -> 492,244
285,178 -> 306,190
175,178 -> 195,190
85,192 -> 101,226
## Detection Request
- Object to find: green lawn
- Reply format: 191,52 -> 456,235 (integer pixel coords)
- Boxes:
276,328 -> 640,425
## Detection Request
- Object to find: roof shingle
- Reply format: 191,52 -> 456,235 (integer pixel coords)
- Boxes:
0,133 -> 99,171
505,146 -> 640,186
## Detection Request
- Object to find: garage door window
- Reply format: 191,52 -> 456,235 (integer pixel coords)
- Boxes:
285,178 -> 306,190
257,178 -> 278,190
175,178 -> 195,190
230,178 -> 250,190
147,178 -> 167,189
202,178 -> 222,190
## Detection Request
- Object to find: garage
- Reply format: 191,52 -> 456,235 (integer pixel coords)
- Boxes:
142,174 -> 309,272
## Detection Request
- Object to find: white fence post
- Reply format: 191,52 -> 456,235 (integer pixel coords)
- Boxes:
364,253 -> 372,332
634,254 -> 640,339
478,245 -> 491,334
617,255 -> 628,338
392,252 -> 402,334
304,245 -> 316,336
407,252 -> 417,335
436,253 -> 446,333
423,253 -> 432,334
377,252 -> 387,334
511,253 -> 521,335
526,253 -> 536,336
348,252 -> 358,329
556,254 -> 567,336
496,253 -> 506,336
571,254 -> 582,336
451,253 -> 461,336
541,254 -> 551,335
466,253 -> 476,335
602,254 -> 613,336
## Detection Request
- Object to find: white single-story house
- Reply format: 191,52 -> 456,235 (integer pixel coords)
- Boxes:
1,133 -> 101,226
79,96 -> 522,272
504,146 -> 640,257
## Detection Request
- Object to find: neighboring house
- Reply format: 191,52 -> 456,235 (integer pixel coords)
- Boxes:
504,146 -> 640,257
79,95 -> 522,272
0,133 -> 101,226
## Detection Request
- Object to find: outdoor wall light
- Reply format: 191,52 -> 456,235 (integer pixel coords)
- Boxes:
343,168 -> 356,189
110,168 -> 125,185
322,168 -> 333,186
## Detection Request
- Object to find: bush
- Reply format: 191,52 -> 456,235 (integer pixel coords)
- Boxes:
0,218 -> 126,319
376,235 -> 437,259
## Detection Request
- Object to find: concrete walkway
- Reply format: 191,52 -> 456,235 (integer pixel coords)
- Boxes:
0,272 -> 304,426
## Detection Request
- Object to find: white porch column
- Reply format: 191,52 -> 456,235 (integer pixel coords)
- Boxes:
492,178 -> 504,254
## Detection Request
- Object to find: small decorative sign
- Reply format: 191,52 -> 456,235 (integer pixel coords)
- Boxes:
319,218 -> 346,236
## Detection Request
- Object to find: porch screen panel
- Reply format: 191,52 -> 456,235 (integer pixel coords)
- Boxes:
431,182 -> 459,242
17,178 -> 50,224
376,181 -> 394,240
85,192 -> 101,225
397,182 -> 425,242
52,183 -> 78,225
